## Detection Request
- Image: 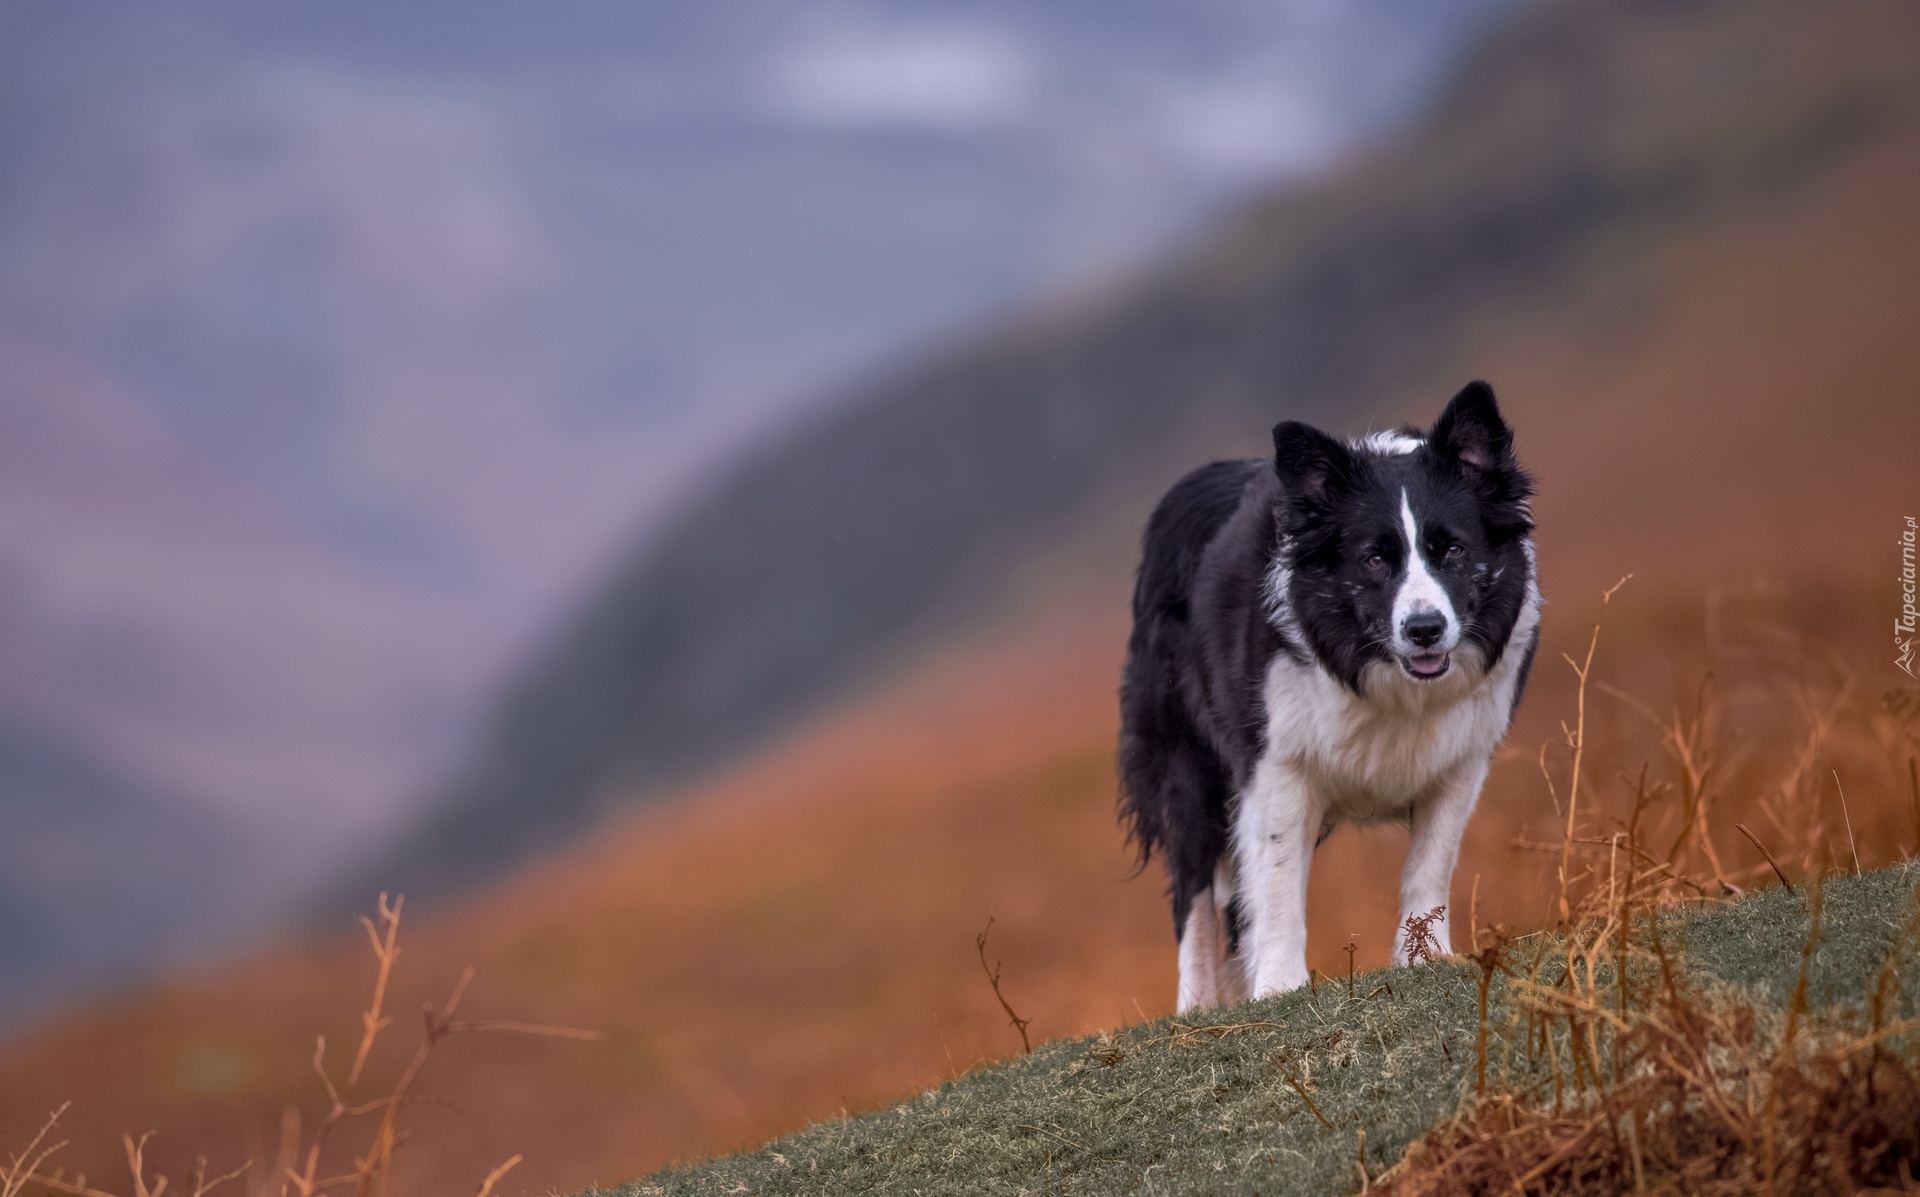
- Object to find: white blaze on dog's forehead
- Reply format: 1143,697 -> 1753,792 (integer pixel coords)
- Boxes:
1354,430 -> 1423,456
1392,489 -> 1458,642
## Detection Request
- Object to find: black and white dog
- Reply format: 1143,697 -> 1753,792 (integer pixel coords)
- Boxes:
1119,382 -> 1540,1011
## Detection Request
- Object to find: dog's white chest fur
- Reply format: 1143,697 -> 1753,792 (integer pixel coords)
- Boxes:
1258,633 -> 1527,821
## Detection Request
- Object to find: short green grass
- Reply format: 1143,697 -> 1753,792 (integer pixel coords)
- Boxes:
599,864 -> 1919,1197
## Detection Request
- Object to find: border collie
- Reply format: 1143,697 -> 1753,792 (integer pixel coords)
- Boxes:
1119,382 -> 1540,1011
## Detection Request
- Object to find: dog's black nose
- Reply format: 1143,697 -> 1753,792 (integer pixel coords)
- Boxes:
1404,611 -> 1447,648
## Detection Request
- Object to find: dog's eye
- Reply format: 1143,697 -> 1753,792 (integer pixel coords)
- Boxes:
1364,553 -> 1386,570
1444,543 -> 1465,560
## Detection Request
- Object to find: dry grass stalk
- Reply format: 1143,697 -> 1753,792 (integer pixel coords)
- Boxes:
468,1157 -> 520,1197
1556,576 -> 1631,928
1597,672 -> 1733,891
1735,824 -> 1796,896
1165,1020 -> 1284,1047
3,1106 -> 117,1197
4,894 -> 597,1197
1284,1074 -> 1336,1132
975,917 -> 1033,1055
1466,930 -> 1514,1100
1833,770 -> 1862,875
1758,670 -> 1855,846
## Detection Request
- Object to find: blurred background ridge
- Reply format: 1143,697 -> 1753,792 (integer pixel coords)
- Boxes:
354,0 -> 1920,901
0,0 -> 1517,1022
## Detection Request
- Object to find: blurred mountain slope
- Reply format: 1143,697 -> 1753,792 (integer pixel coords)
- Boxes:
0,718 -> 254,1027
363,0 -> 1920,902
0,0 -> 1510,846
0,0 -> 1514,985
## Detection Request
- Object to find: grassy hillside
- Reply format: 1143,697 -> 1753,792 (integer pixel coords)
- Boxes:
359,0 -> 1920,903
615,866 -> 1920,1197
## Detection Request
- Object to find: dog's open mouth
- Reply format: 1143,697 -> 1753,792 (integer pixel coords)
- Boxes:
1402,651 -> 1451,679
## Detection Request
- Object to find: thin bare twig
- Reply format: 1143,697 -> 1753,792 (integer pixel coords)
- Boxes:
1282,1075 -> 1335,1131
1735,824 -> 1796,895
2,1106 -> 71,1197
1558,576 -> 1631,927
976,918 -> 1032,1054
472,1156 -> 522,1197
349,894 -> 403,1090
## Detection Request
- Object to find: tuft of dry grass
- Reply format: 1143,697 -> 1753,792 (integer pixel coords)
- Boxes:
1383,583 -> 1920,1196
2,895 -> 595,1197
1384,880 -> 1920,1195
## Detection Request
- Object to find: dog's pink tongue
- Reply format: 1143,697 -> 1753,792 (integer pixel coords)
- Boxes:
1408,652 -> 1449,676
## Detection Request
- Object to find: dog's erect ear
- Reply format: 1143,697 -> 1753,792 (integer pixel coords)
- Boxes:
1429,380 -> 1514,472
1432,380 -> 1535,541
1272,421 -> 1358,504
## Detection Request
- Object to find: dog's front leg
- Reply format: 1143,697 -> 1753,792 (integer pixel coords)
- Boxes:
1233,758 -> 1319,997
1395,759 -> 1490,964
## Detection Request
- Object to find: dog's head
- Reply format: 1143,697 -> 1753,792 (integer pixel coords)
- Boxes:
1271,381 -> 1535,695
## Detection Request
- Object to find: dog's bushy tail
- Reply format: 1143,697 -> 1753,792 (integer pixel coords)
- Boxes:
1117,460 -> 1252,919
